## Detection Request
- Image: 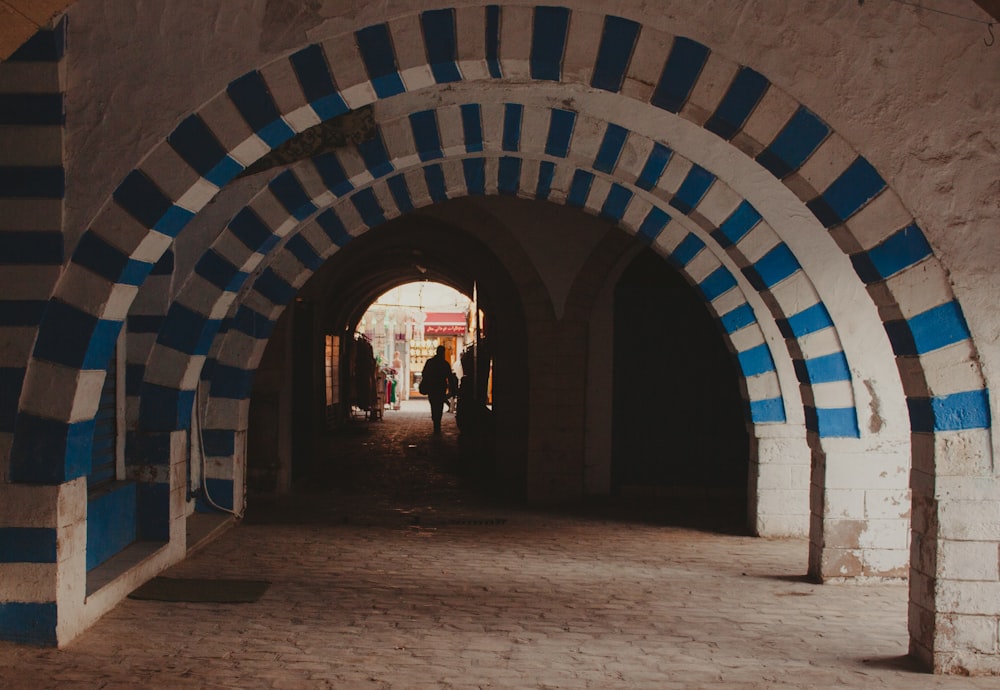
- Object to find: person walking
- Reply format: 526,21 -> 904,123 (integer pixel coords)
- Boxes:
420,345 -> 453,433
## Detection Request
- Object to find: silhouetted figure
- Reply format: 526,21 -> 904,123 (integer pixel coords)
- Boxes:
420,345 -> 453,433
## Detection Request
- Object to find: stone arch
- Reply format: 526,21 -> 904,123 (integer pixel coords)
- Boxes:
5,5 -> 991,669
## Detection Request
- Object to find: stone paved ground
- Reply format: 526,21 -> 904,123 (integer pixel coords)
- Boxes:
0,401 -> 994,689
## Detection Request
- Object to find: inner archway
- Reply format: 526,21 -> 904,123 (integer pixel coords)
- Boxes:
612,247 -> 750,528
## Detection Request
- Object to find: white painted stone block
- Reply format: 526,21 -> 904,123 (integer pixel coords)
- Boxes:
937,579 -> 1000,616
823,453 -> 908,490
864,489 -> 911,520
859,517 -> 909,550
824,488 -> 866,519
940,540 -> 1000,581
938,498 -> 1000,541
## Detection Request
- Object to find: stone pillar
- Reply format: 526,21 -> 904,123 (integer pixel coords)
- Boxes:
909,429 -> 1000,674
0,478 -> 84,646
749,425 -> 810,537
808,438 -> 911,581
525,318 -> 588,504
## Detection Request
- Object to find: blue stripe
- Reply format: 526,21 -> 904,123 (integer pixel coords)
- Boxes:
254,268 -> 297,305
670,233 -> 705,267
313,153 -> 354,197
195,250 -> 245,292
0,602 -> 57,646
137,481 -> 170,540
230,305 -> 275,339
669,164 -> 714,214
226,71 -> 294,148
0,93 -> 63,126
808,157 -> 887,228
8,22 -> 64,62
750,397 -> 786,424
32,300 -> 99,369
756,107 -> 829,179
713,200 -> 761,247
72,232 -> 137,285
351,188 -> 387,227
205,156 -> 244,188
289,44 -> 349,120
113,170 -> 174,231
127,315 -> 163,333
737,344 -> 775,378
126,363 -> 144,396
127,375 -> 172,426
150,249 -> 174,276
209,363 -> 256,400
0,300 -> 46,327
909,389 -> 991,433
567,170 -> 594,207
463,158 -> 486,195
202,429 -> 236,457
410,110 -> 444,161
485,5 -> 502,78
778,302 -> 834,338
908,301 -> 970,355
286,235 -> 322,271
0,167 -> 64,199
851,224 -> 931,284
269,171 -> 317,221
0,527 -> 57,563
503,103 -> 523,152
229,208 -> 273,251
10,414 -> 95,483
317,210 -> 352,247
0,367 -> 26,432
705,67 -> 770,140
536,161 -> 556,199
720,303 -> 756,333
546,109 -> 576,158
355,24 -> 405,98
636,143 -> 672,190
498,157 -> 522,196
798,351 -> 850,384
168,115 -> 230,181
600,184 -> 632,222
197,478 -> 236,513
699,266 -> 737,301
157,304 -> 213,356
357,129 -> 394,178
154,206 -> 195,238
461,104 -> 484,153
387,174 -> 415,212
423,164 -> 449,203
809,407 -> 859,438
650,37 -> 710,113
591,16 -> 640,93
636,207 -> 671,243
422,9 -> 462,83
746,243 -> 799,289
86,484 -> 137,571
594,124 -> 628,174
530,6 -> 570,81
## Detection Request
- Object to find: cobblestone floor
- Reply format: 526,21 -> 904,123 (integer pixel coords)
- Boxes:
0,400 -> 994,688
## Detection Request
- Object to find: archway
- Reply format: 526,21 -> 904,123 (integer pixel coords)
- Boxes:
0,5 -> 992,672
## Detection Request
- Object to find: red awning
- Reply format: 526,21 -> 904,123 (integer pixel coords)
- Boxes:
424,312 -> 466,336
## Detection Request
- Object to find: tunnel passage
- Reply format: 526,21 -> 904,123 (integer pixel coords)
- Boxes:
612,247 -> 750,526
246,204 -> 531,499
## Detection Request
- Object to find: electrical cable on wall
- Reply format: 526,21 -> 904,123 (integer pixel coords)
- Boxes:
865,0 -> 997,46
194,383 -> 245,519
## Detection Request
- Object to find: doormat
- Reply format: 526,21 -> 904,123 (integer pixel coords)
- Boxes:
128,577 -> 270,603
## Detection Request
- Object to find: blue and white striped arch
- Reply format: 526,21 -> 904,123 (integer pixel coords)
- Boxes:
9,5 -> 989,488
